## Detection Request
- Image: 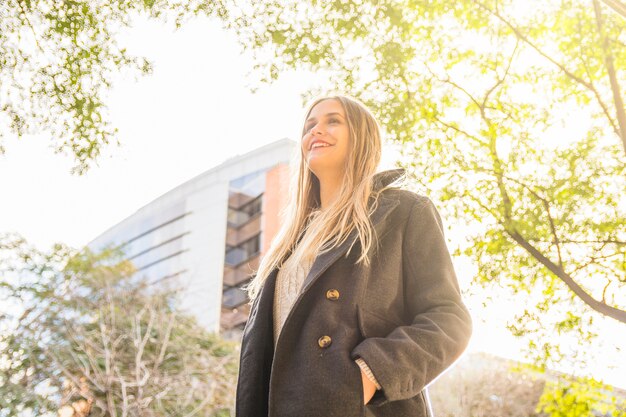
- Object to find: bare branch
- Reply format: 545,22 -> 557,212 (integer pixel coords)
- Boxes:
593,0 -> 626,153
433,115 -> 490,147
472,0 -> 622,142
576,16 -> 621,137
600,0 -> 626,19
508,229 -> 626,323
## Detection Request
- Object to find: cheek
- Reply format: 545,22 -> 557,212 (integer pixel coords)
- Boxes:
339,130 -> 350,150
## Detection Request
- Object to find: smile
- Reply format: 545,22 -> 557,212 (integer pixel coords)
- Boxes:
310,143 -> 333,150
311,145 -> 333,151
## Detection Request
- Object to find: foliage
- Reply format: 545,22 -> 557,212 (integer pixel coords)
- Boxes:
0,0 -> 229,174
428,352 -> 626,417
0,232 -> 239,416
217,0 -> 626,370
429,352 -> 545,417
536,374 -> 626,417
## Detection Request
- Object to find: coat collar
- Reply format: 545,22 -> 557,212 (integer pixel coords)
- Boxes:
300,168 -> 404,294
372,167 -> 405,192
257,168 -> 405,312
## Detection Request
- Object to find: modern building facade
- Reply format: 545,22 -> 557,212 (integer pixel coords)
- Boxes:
86,138 -> 297,340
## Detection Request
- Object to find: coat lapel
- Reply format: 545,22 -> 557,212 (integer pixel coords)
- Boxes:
300,168 -> 405,293
277,168 -> 404,313
299,193 -> 399,295
246,168 -> 405,339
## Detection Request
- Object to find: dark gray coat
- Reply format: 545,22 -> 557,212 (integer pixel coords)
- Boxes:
235,168 -> 472,417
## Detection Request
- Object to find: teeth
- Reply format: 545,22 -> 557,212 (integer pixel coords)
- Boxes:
311,142 -> 330,149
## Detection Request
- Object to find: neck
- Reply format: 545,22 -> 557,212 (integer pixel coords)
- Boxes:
317,172 -> 344,210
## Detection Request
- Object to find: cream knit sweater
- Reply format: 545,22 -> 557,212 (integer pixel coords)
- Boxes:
272,220 -> 382,391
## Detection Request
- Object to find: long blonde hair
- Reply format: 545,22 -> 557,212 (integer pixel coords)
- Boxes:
244,94 -> 400,302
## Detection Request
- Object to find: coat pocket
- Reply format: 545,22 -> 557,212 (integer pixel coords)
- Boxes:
356,305 -> 403,339
347,355 -> 367,416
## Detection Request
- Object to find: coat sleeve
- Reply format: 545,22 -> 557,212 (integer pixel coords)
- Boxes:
350,195 -> 473,406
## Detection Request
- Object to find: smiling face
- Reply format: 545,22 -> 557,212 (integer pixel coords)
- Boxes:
301,99 -> 351,180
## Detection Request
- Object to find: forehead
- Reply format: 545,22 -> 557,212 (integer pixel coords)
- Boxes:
307,99 -> 345,119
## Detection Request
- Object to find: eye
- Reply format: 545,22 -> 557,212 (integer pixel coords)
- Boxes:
303,117 -> 340,135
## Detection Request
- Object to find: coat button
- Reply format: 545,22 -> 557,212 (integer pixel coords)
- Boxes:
326,289 -> 340,300
318,335 -> 332,348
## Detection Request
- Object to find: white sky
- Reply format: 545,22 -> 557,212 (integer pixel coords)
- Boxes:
0,13 -> 623,390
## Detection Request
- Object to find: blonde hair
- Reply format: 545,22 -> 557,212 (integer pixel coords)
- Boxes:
243,94 -> 403,302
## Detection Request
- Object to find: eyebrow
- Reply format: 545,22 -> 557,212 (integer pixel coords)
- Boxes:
305,112 -> 345,124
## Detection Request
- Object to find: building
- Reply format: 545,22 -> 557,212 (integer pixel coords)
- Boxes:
86,138 -> 298,340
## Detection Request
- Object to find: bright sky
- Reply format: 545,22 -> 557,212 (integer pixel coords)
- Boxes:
0,12 -> 623,390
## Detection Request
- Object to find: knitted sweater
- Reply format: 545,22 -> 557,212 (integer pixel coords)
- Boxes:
272,221 -> 382,391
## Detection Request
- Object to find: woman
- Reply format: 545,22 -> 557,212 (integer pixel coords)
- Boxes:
235,94 -> 472,417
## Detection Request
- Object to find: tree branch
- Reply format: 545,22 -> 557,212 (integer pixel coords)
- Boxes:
593,0 -> 626,154
473,0 -> 622,142
577,15 -> 621,137
600,0 -> 626,19
508,229 -> 626,323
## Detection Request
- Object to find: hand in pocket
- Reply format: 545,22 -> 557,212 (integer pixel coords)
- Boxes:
360,368 -> 377,405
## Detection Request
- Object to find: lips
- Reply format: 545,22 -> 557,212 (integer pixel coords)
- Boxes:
310,139 -> 332,150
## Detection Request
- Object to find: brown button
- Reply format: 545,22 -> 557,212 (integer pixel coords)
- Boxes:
318,335 -> 332,348
326,289 -> 340,300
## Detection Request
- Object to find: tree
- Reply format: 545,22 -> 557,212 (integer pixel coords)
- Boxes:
0,0 -> 229,175
0,232 -> 238,416
215,0 -> 626,391
428,352 -> 626,417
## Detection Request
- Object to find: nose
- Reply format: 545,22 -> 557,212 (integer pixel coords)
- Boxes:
310,123 -> 324,136
305,125 -> 321,151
